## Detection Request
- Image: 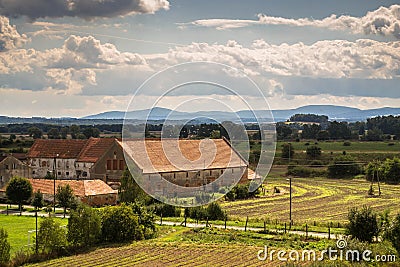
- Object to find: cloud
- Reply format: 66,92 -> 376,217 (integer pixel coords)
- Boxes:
181,5 -> 400,39
0,0 -> 169,20
147,39 -> 400,80
0,16 -> 28,51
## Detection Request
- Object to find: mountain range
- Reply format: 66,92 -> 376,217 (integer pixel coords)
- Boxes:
82,105 -> 400,123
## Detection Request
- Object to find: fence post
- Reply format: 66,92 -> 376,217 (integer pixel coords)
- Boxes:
6,205 -> 8,215
224,216 -> 227,229
284,223 -> 287,234
184,214 -> 187,227
206,217 -> 209,228
328,225 -> 331,240
264,220 -> 266,233
245,216 -> 248,232
160,213 -> 163,226
305,224 -> 308,239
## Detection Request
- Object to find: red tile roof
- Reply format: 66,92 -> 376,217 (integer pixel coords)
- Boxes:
27,139 -> 87,159
27,179 -> 117,197
77,137 -> 116,163
26,138 -> 117,162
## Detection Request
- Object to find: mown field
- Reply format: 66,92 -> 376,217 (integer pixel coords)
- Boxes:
221,173 -> 400,225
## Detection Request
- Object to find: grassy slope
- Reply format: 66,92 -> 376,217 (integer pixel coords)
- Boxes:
0,215 -> 67,256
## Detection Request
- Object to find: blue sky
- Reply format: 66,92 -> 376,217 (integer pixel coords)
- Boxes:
0,0 -> 399,117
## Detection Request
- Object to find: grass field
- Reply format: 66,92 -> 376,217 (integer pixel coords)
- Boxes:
0,215 -> 67,256
221,174 -> 400,225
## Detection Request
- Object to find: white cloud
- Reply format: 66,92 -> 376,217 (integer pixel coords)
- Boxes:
181,5 -> 400,39
0,0 -> 170,20
0,16 -> 28,51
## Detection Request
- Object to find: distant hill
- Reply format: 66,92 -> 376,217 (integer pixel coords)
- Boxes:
82,105 -> 400,122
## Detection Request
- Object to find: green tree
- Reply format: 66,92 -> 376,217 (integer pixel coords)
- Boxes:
37,217 -> 67,254
101,204 -> 143,242
6,177 -> 33,214
382,157 -> 400,184
56,184 -> 75,218
346,206 -> 379,243
302,124 -> 321,139
47,128 -> 60,139
306,145 -> 322,159
28,126 -> 42,139
328,155 -> 361,178
387,213 -> 400,255
31,190 -> 44,210
82,127 -> 100,138
69,125 -> 80,139
281,143 -> 294,161
206,202 -> 226,220
67,204 -> 101,248
0,228 -> 10,266
365,128 -> 384,141
119,169 -> 148,203
60,127 -> 69,139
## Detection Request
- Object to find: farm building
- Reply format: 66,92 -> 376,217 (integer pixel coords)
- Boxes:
121,138 -> 250,196
0,153 -> 32,189
26,138 -> 125,184
27,179 -> 117,206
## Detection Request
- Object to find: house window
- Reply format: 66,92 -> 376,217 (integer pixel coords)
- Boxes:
82,171 -> 87,177
106,160 -> 112,170
32,171 -> 35,175
58,171 -> 61,176
186,172 -> 189,178
66,171 -> 70,176
113,151 -> 117,159
42,161 -> 47,167
119,160 -> 125,170
113,159 -> 118,170
5,165 -> 8,170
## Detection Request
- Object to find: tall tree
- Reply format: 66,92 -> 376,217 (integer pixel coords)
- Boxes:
69,125 -> 80,139
56,184 -> 75,218
6,177 -> 33,214
28,126 -> 42,139
119,169 -> 148,203
47,128 -> 60,139
31,190 -> 44,210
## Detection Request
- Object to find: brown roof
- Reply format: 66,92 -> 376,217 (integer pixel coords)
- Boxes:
27,179 -> 117,197
121,138 -> 247,173
27,139 -> 87,159
27,138 -> 117,162
77,137 -> 116,163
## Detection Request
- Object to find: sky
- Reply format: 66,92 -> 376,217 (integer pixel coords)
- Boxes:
0,0 -> 399,117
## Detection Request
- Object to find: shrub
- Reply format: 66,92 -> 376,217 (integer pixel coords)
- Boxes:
343,141 -> 351,146
306,145 -> 321,159
101,204 -> 143,242
287,166 -> 326,177
206,202 -> 226,221
0,228 -> 10,266
37,217 -> 67,254
328,155 -> 361,178
387,213 -> 400,255
225,183 -> 259,201
153,203 -> 180,217
346,206 -> 379,243
187,206 -> 208,220
129,202 -> 157,239
67,204 -> 101,248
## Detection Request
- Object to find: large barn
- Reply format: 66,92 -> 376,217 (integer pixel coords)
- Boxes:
121,138 -> 250,196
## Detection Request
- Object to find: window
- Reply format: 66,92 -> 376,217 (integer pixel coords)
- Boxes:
113,159 -> 118,170
119,160 -> 125,170
82,171 -> 87,177
58,171 -> 61,176
66,171 -> 70,176
113,151 -> 117,159
32,171 -> 35,175
42,161 -> 46,167
106,160 -> 112,170
5,165 -> 8,170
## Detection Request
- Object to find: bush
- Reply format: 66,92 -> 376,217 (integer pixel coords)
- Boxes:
129,202 -> 157,239
306,145 -> 321,159
101,204 -> 143,242
287,166 -> 326,177
206,202 -> 226,221
346,206 -> 379,243
225,183 -> 259,201
343,141 -> 351,146
37,217 -> 67,254
0,228 -> 10,266
387,213 -> 400,255
187,206 -> 208,220
153,203 -> 180,217
328,155 -> 361,178
67,204 -> 101,248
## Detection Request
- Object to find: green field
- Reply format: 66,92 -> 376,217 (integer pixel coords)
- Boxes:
0,215 -> 67,256
221,175 -> 400,225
